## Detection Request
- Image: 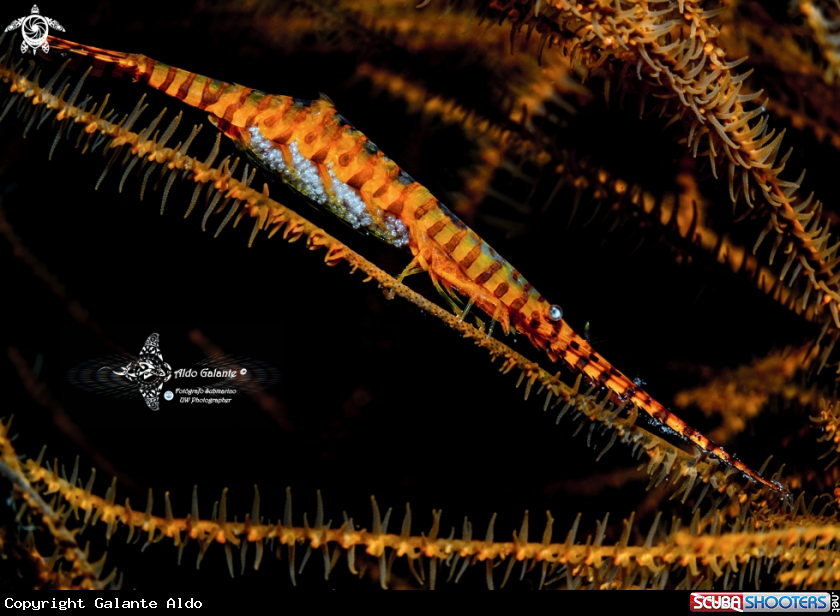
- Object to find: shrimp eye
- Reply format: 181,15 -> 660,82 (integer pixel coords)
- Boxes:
548,304 -> 563,322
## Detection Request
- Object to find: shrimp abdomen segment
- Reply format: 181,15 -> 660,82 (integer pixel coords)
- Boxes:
403,199 -> 533,332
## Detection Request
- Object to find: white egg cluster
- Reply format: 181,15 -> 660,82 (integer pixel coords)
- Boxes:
383,212 -> 409,248
326,163 -> 372,229
248,126 -> 289,175
289,141 -> 328,205
248,126 -> 410,248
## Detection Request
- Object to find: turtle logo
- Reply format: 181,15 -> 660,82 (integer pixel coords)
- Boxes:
112,333 -> 172,411
5,5 -> 65,54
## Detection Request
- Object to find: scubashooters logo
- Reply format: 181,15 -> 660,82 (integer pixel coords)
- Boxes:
690,592 -> 835,613
66,332 -> 279,411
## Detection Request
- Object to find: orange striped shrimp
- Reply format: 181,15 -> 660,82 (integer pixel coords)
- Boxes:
44,35 -> 788,497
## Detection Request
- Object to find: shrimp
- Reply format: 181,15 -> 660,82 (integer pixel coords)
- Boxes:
44,35 -> 788,497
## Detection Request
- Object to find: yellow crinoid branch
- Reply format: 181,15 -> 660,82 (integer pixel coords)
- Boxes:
812,399 -> 840,469
0,418 -> 116,589
5,413 -> 839,591
433,0 -> 840,340
676,345 -> 821,445
800,0 -> 840,86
